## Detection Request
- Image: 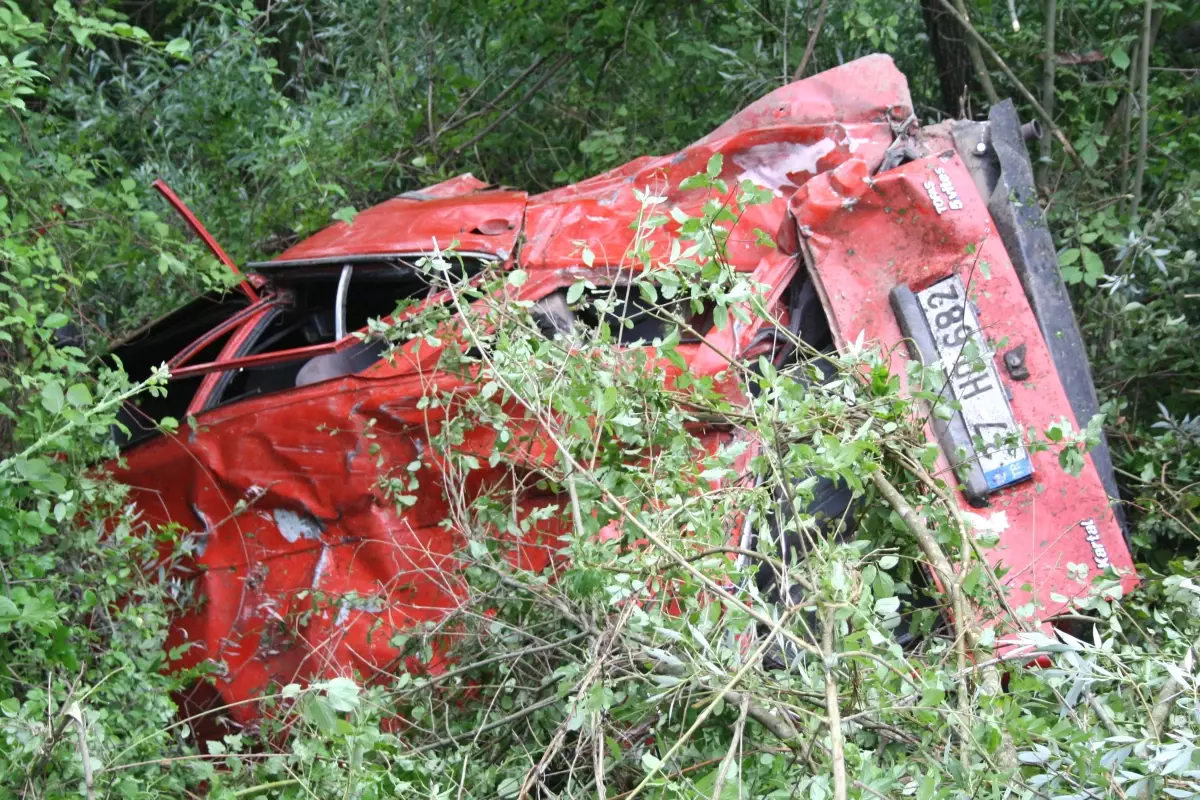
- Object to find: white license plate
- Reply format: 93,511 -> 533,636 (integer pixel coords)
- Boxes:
916,276 -> 1033,491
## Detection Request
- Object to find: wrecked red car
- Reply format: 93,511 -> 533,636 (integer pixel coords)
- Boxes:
109,55 -> 1136,723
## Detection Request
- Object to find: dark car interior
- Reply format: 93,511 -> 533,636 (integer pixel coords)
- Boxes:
112,258 -> 478,446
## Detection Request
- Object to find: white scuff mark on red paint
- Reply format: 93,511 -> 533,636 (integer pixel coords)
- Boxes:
733,139 -> 837,195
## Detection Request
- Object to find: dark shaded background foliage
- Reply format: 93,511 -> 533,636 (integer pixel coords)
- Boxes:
1,0 -> 1198,796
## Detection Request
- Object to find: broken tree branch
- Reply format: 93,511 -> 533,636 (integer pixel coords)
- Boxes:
933,0 -> 1087,172
792,0 -> 830,81
868,470 -> 959,606
870,467 -> 976,769
823,607 -> 848,800
725,691 -> 805,746
953,0 -> 1000,106
1149,636 -> 1198,740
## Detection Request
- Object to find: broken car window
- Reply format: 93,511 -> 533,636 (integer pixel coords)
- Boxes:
209,261 -> 471,408
110,291 -> 251,446
532,284 -> 714,346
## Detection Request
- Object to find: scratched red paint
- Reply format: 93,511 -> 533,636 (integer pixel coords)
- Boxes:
111,54 -> 1133,724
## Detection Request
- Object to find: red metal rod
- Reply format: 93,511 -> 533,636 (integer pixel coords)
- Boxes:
151,179 -> 260,303
169,340 -> 339,380
167,301 -> 273,370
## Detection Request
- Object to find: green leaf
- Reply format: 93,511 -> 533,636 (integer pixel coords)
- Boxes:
507,269 -> 528,287
1081,246 -> 1105,282
598,385 -> 617,414
65,383 -> 91,408
641,752 -> 663,772
1110,46 -> 1130,71
165,37 -> 191,57
323,676 -> 360,711
40,383 -> 64,414
1058,248 -> 1080,267
566,281 -> 586,305
1080,142 -> 1099,167
332,206 -> 357,225
301,695 -> 337,733
0,596 -> 18,631
917,772 -> 938,800
874,596 -> 900,616
706,153 -> 723,179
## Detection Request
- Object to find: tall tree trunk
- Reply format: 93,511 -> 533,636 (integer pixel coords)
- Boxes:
1131,0 -> 1154,221
921,0 -> 991,115
1038,0 -> 1057,188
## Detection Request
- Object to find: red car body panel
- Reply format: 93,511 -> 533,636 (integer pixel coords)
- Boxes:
111,55 -> 1133,721
275,186 -> 526,263
793,155 -> 1137,636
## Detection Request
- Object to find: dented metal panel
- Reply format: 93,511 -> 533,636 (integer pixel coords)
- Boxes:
271,187 -> 526,264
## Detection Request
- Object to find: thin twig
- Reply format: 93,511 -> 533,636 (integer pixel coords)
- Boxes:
1149,636 -> 1197,740
624,608 -> 799,800
854,781 -> 893,800
414,630 -> 591,689
711,694 -> 749,799
26,670 -> 84,783
409,696 -> 560,755
426,57 -> 545,146
450,54 -> 570,158
67,704 -> 95,800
